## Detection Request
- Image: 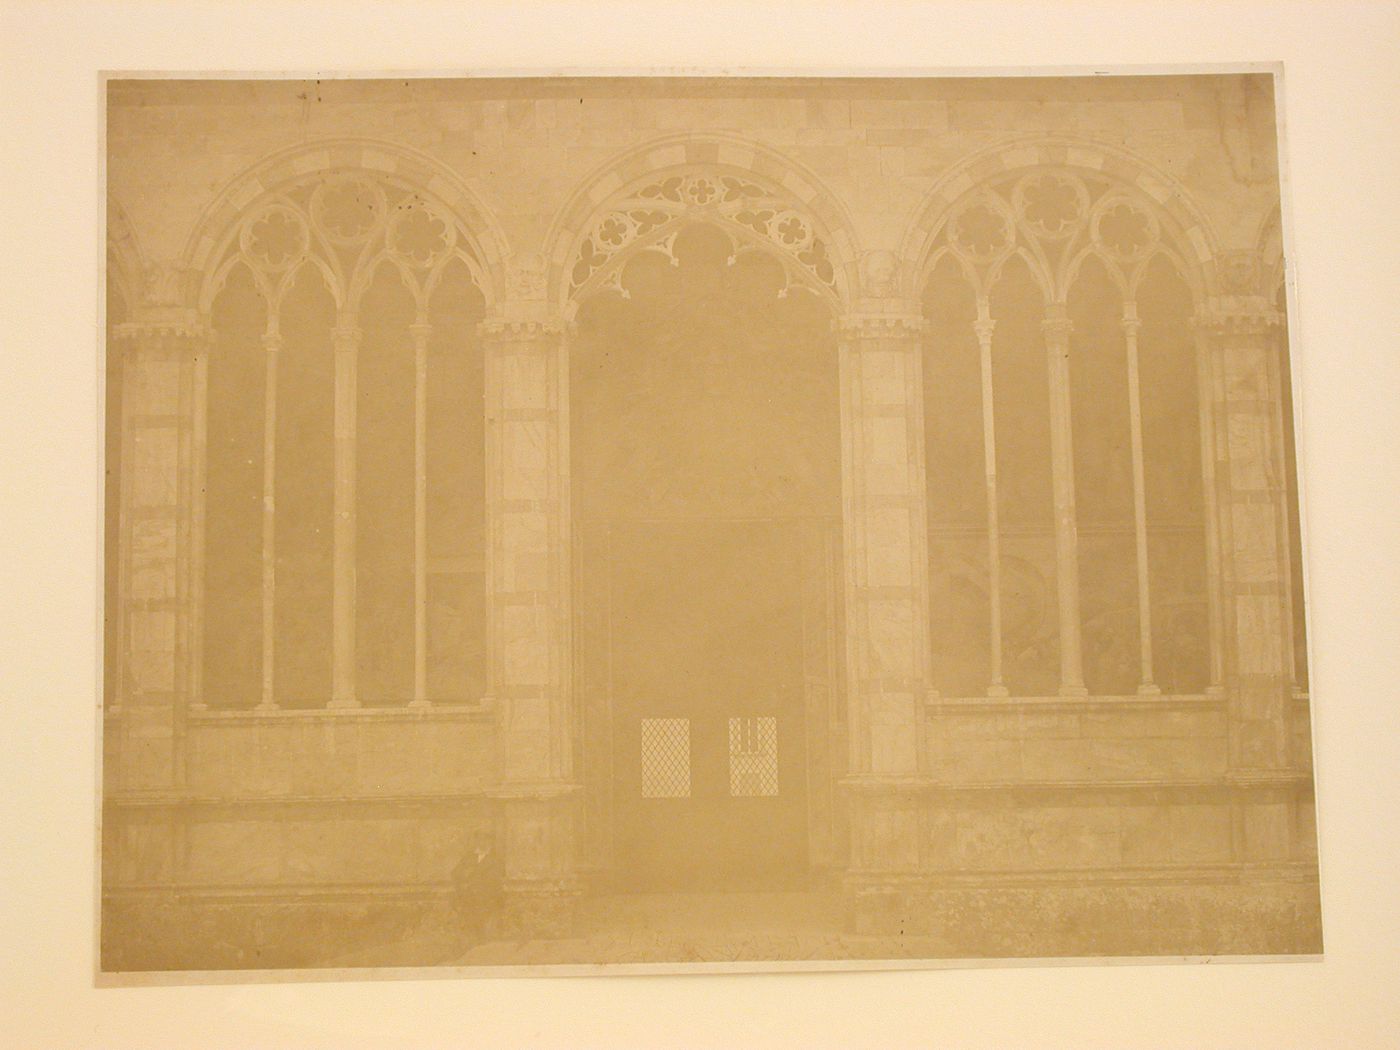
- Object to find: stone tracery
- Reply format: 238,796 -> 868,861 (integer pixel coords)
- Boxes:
198,165 -> 491,713
916,160 -> 1213,702
207,172 -> 482,317
567,168 -> 841,306
926,167 -> 1187,302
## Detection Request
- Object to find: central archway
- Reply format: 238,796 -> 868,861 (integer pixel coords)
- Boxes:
557,144 -> 858,892
571,223 -> 846,892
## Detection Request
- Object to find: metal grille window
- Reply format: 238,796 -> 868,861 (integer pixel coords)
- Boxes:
640,718 -> 691,798
728,716 -> 779,796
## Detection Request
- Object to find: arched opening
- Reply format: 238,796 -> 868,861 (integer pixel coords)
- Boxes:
918,166 -> 1211,701
570,223 -> 846,891
1136,255 -> 1209,693
200,172 -> 489,710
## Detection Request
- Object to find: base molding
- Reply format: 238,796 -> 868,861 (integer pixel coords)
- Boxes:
502,878 -> 582,939
100,893 -> 459,972
842,870 -> 1322,955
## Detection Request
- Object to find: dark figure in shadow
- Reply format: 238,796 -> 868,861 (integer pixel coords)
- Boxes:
452,831 -> 505,942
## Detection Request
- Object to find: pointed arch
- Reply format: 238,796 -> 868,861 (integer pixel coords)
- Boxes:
900,136 -> 1225,305
181,138 -> 509,313
543,134 -> 862,317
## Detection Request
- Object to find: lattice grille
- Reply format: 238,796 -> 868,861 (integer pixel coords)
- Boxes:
728,716 -> 779,797
640,718 -> 691,798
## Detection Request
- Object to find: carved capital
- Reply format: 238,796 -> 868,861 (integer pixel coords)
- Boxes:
1194,299 -> 1283,337
479,299 -> 569,344
408,321 -> 434,348
1040,303 -> 1073,341
835,306 -> 927,343
478,317 -> 568,344
111,319 -> 210,355
331,323 -> 362,353
1119,299 -> 1141,335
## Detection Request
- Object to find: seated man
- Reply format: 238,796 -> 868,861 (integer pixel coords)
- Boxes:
451,830 -> 505,941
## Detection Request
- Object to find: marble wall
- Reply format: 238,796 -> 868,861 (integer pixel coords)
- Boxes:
102,74 -> 1318,967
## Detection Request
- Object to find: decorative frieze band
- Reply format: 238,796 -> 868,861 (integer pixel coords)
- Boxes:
1193,304 -> 1284,337
835,311 -> 928,341
477,317 -> 568,343
111,320 -> 209,352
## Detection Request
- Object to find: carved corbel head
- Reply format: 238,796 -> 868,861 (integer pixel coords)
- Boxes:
859,250 -> 901,299
505,251 -> 548,303
1217,250 -> 1262,297
139,262 -> 199,311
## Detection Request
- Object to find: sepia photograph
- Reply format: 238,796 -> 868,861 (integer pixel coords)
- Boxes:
99,71 -> 1323,975
8,0 -> 1400,1044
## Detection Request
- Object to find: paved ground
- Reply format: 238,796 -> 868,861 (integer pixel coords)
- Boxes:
326,892 -> 956,969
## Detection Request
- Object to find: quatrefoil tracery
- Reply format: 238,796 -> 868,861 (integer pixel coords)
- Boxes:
241,204 -> 309,272
1091,195 -> 1159,265
310,176 -> 387,247
219,172 -> 479,313
569,170 -> 839,304
1013,172 -> 1090,240
948,198 -> 1017,264
936,170 -> 1171,299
